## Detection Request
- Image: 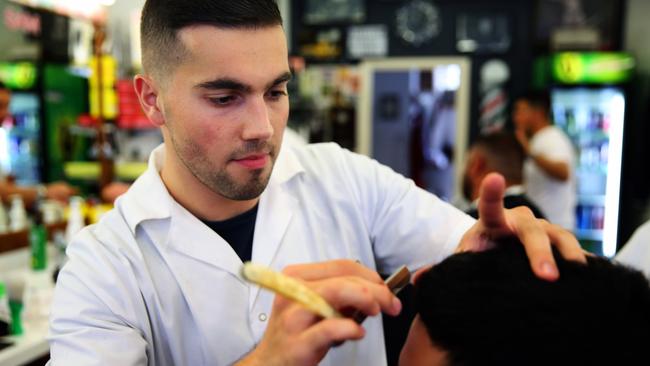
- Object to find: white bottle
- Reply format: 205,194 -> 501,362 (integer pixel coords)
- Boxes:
65,196 -> 85,245
41,201 -> 59,225
8,194 -> 27,232
21,271 -> 54,329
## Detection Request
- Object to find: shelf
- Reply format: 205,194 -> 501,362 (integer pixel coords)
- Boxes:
576,165 -> 608,174
68,124 -> 115,137
574,229 -> 603,241
577,195 -> 606,205
64,161 -> 147,181
0,222 -> 66,255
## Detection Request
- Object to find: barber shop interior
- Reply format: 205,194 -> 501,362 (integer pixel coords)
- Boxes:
1,0 -> 649,365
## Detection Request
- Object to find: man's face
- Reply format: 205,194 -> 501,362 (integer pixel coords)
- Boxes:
0,89 -> 11,121
157,25 -> 290,201
512,100 -> 534,133
399,315 -> 449,366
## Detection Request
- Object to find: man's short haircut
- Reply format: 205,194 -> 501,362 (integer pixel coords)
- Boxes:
415,239 -> 650,365
471,132 -> 525,184
140,0 -> 283,81
517,90 -> 551,117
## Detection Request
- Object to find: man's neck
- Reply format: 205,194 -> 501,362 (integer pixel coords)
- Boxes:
160,146 -> 259,221
530,119 -> 551,135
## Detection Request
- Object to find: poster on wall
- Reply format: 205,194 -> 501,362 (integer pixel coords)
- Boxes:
535,0 -> 622,50
456,13 -> 511,54
304,0 -> 365,24
347,25 -> 388,59
0,0 -> 40,61
298,28 -> 343,61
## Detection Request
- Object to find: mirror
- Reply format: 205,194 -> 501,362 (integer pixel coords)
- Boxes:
357,57 -> 471,202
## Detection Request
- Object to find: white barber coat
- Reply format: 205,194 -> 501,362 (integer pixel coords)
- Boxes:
48,143 -> 474,366
616,220 -> 650,279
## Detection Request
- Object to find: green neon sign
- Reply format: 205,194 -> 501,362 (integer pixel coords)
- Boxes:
0,62 -> 37,89
552,52 -> 635,84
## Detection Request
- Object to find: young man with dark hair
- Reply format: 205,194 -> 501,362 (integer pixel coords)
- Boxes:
49,1 -> 585,365
513,90 -> 576,230
463,132 -> 545,219
400,240 -> 650,366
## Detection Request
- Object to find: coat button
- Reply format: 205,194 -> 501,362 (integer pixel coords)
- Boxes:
258,313 -> 268,322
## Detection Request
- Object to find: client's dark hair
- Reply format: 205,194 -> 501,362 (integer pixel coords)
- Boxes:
415,239 -> 650,366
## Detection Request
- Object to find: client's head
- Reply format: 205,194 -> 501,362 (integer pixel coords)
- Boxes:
399,239 -> 650,366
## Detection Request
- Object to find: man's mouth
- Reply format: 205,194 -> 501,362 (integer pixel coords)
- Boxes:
232,153 -> 269,170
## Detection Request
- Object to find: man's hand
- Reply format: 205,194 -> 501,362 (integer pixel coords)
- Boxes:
457,173 -> 585,281
515,128 -> 530,155
236,260 -> 401,366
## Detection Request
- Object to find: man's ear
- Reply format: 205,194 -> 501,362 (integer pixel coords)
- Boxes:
134,75 -> 165,127
469,153 -> 487,177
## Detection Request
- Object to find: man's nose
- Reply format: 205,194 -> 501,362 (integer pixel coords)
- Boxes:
242,96 -> 273,141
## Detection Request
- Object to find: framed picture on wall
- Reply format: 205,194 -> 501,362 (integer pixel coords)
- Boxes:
535,0 -> 623,50
456,13 -> 511,54
303,0 -> 366,24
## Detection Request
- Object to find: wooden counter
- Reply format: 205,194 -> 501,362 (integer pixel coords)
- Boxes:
0,222 -> 67,255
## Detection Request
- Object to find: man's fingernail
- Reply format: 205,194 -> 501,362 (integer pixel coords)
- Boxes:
392,297 -> 402,314
541,262 -> 558,278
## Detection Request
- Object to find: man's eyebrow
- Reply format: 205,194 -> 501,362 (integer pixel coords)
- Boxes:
195,78 -> 251,92
266,72 -> 292,89
195,72 -> 292,92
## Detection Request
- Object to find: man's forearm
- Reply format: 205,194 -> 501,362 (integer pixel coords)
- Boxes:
530,154 -> 570,181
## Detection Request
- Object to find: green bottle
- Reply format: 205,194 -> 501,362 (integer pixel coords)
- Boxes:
0,281 -> 10,336
30,215 -> 47,271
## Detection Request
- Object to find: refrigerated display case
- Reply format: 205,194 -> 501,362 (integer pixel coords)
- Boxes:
3,91 -> 40,185
0,61 -> 41,185
545,52 -> 634,257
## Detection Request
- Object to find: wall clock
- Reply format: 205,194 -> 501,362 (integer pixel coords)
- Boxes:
395,0 -> 441,46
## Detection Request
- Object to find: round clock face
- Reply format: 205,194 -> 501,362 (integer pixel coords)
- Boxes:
396,0 -> 441,46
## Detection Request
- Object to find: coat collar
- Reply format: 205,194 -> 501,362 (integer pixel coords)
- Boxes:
119,145 -> 173,235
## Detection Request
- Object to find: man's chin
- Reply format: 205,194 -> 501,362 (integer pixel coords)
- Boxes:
223,181 -> 269,201
221,174 -> 272,201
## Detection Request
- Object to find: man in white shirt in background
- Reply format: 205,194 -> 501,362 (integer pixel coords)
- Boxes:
514,91 -> 577,230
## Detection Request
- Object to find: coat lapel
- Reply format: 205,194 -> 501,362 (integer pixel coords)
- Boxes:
248,182 -> 298,310
166,201 -> 244,279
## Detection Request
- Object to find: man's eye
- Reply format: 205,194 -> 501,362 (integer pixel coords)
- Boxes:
208,96 -> 236,106
267,90 -> 288,99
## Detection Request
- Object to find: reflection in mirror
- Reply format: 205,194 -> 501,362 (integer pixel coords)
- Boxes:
358,58 -> 470,203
